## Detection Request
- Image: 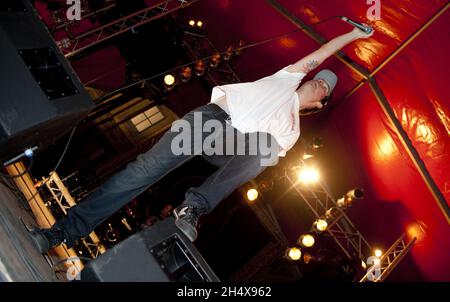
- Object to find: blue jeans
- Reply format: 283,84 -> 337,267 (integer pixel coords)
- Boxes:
57,103 -> 279,246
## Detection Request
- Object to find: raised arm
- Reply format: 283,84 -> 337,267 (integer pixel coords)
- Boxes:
286,27 -> 374,74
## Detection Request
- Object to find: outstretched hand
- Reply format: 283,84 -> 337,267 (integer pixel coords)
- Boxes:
351,24 -> 375,39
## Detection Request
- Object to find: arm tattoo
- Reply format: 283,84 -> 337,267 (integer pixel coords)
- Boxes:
304,60 -> 319,72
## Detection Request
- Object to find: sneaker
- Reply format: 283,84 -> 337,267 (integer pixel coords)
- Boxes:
28,226 -> 66,254
173,204 -> 206,242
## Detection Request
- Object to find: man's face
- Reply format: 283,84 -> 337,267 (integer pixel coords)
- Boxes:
297,79 -> 329,109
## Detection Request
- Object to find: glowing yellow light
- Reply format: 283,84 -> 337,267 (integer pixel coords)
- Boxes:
406,220 -> 427,244
298,166 -> 320,184
374,249 -> 383,258
287,247 -> 302,261
246,188 -> 259,201
361,260 -> 367,270
164,74 -> 176,86
196,20 -> 203,27
188,20 -> 195,26
336,197 -> 346,208
314,219 -> 328,232
302,153 -> 314,160
299,234 -> 315,248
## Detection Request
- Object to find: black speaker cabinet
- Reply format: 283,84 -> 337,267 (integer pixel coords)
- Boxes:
80,217 -> 220,282
0,0 -> 92,161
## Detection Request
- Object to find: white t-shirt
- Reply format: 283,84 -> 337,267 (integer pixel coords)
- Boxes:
210,66 -> 306,156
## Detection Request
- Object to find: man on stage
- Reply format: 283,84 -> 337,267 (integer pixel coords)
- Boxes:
31,26 -> 373,252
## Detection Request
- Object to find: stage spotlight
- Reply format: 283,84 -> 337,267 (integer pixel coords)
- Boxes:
336,197 -> 348,208
196,20 -> 203,28
302,149 -> 314,160
346,188 -> 364,199
303,252 -> 325,264
297,166 -> 320,184
374,249 -> 383,258
188,20 -> 196,27
298,234 -> 315,248
209,53 -> 221,68
164,74 -> 176,91
286,247 -> 302,261
246,188 -> 259,202
303,252 -> 313,264
312,137 -> 323,150
313,218 -> 328,232
194,60 -> 206,76
223,46 -> 234,61
337,188 -> 364,208
234,40 -> 245,55
361,260 -> 367,270
258,179 -> 273,193
325,207 -> 340,220
180,67 -> 192,83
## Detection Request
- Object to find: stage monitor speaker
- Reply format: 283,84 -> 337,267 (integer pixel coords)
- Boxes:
0,0 -> 92,162
80,217 -> 220,282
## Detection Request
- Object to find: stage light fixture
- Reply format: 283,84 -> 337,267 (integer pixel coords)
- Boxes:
297,166 -> 320,184
336,196 -> 349,208
302,154 -> 313,160
336,188 -> 364,208
303,252 -> 325,264
313,218 -> 328,232
246,188 -> 259,202
312,137 -> 323,150
298,234 -> 315,248
188,20 -> 196,27
223,46 -> 234,61
163,74 -> 176,91
196,20 -> 203,28
234,40 -> 245,55
325,207 -> 340,220
286,247 -> 302,261
258,179 -> 274,192
346,188 -> 364,199
180,67 -> 192,83
209,53 -> 221,68
374,249 -> 382,258
194,60 -> 206,76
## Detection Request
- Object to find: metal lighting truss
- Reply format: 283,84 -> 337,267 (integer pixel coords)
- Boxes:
181,31 -> 241,87
360,233 -> 416,282
50,2 -> 117,32
285,173 -> 372,262
59,0 -> 199,58
43,171 -> 106,259
286,172 -> 416,280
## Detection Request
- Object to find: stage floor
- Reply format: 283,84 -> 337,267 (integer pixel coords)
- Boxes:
0,182 -> 57,281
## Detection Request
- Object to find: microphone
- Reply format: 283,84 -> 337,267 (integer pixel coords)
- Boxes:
341,16 -> 373,34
